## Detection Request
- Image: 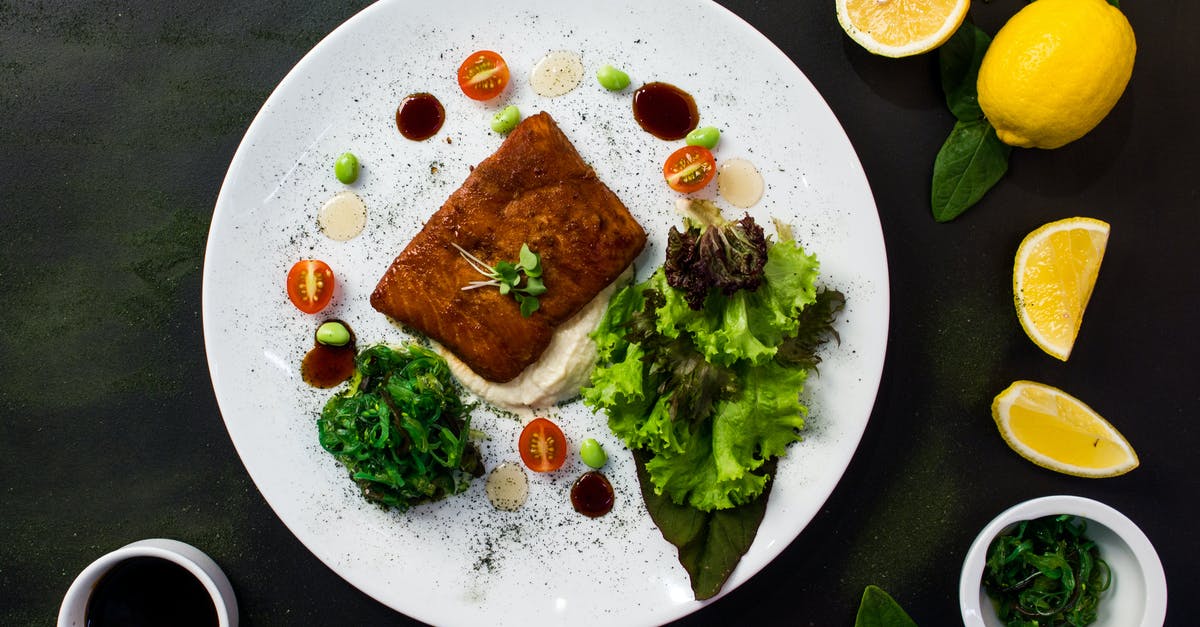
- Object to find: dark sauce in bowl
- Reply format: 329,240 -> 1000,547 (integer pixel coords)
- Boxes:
396,93 -> 445,141
571,471 -> 615,518
632,82 -> 699,140
84,556 -> 217,627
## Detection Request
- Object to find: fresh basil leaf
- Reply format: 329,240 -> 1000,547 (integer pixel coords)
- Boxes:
634,449 -> 772,600
931,118 -> 1012,222
939,21 -> 992,121
855,585 -> 919,627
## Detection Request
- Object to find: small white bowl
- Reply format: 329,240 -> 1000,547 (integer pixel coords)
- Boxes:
58,538 -> 238,627
960,495 -> 1166,627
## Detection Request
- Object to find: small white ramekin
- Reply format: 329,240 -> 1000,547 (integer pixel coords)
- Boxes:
960,495 -> 1166,627
57,538 -> 238,627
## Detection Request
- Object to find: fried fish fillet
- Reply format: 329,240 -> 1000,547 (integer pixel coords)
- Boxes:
370,112 -> 646,382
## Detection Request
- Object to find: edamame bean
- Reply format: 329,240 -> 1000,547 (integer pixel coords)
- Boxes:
491,105 -> 521,134
685,126 -> 721,149
579,438 -> 607,469
316,321 -> 351,346
595,64 -> 631,91
334,152 -> 360,184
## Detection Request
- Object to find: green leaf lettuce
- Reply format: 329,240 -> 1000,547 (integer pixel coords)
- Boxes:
583,236 -> 833,512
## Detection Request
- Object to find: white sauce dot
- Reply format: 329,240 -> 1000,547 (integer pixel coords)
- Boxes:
317,191 -> 367,241
530,51 -> 584,98
717,158 -> 765,209
485,462 -> 529,511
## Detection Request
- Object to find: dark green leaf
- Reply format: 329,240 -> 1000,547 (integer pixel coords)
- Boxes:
931,118 -> 1012,222
1108,0 -> 1120,7
775,288 -> 846,372
634,449 -> 772,600
939,21 -> 992,121
855,586 -> 919,627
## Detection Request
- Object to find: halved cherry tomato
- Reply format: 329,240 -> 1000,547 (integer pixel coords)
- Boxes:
457,50 -> 510,101
663,145 -> 717,193
286,259 -> 335,314
518,417 -> 567,472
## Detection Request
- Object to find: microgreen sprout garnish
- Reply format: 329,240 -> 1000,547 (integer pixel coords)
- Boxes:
453,242 -> 546,317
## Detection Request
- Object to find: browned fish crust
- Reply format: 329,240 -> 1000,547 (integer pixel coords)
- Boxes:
370,112 -> 647,382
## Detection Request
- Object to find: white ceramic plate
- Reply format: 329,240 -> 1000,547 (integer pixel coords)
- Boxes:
203,1 -> 889,625
960,495 -> 1168,627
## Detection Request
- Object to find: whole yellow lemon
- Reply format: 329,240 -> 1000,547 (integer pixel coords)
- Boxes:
977,0 -> 1135,149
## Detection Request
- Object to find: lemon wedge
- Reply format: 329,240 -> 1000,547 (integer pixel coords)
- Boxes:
836,0 -> 971,58
992,380 -> 1138,478
1013,217 -> 1109,360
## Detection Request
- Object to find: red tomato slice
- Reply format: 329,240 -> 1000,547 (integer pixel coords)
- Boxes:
663,145 -> 716,193
518,417 -> 567,472
457,50 -> 510,101
286,260 -> 335,314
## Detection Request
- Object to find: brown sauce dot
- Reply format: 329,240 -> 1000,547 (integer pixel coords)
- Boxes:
570,471 -> 614,518
396,93 -> 445,141
632,82 -> 699,140
301,320 -> 356,388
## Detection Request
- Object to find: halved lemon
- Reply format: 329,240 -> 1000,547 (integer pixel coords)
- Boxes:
1014,217 -> 1109,361
992,380 -> 1138,478
836,0 -> 971,58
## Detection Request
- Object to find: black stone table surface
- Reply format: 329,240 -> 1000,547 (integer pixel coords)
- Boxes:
2,1 -> 1196,624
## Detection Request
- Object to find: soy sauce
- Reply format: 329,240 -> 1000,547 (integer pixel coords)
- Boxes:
84,557 -> 217,627
301,320 -> 356,388
570,471 -> 615,518
396,93 -> 445,141
632,82 -> 699,140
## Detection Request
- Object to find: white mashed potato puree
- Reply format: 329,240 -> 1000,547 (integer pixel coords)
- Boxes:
438,268 -> 631,410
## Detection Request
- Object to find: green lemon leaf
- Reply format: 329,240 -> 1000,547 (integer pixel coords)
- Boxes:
1108,0 -> 1120,7
931,118 -> 1012,222
939,21 -> 991,122
854,585 -> 919,627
